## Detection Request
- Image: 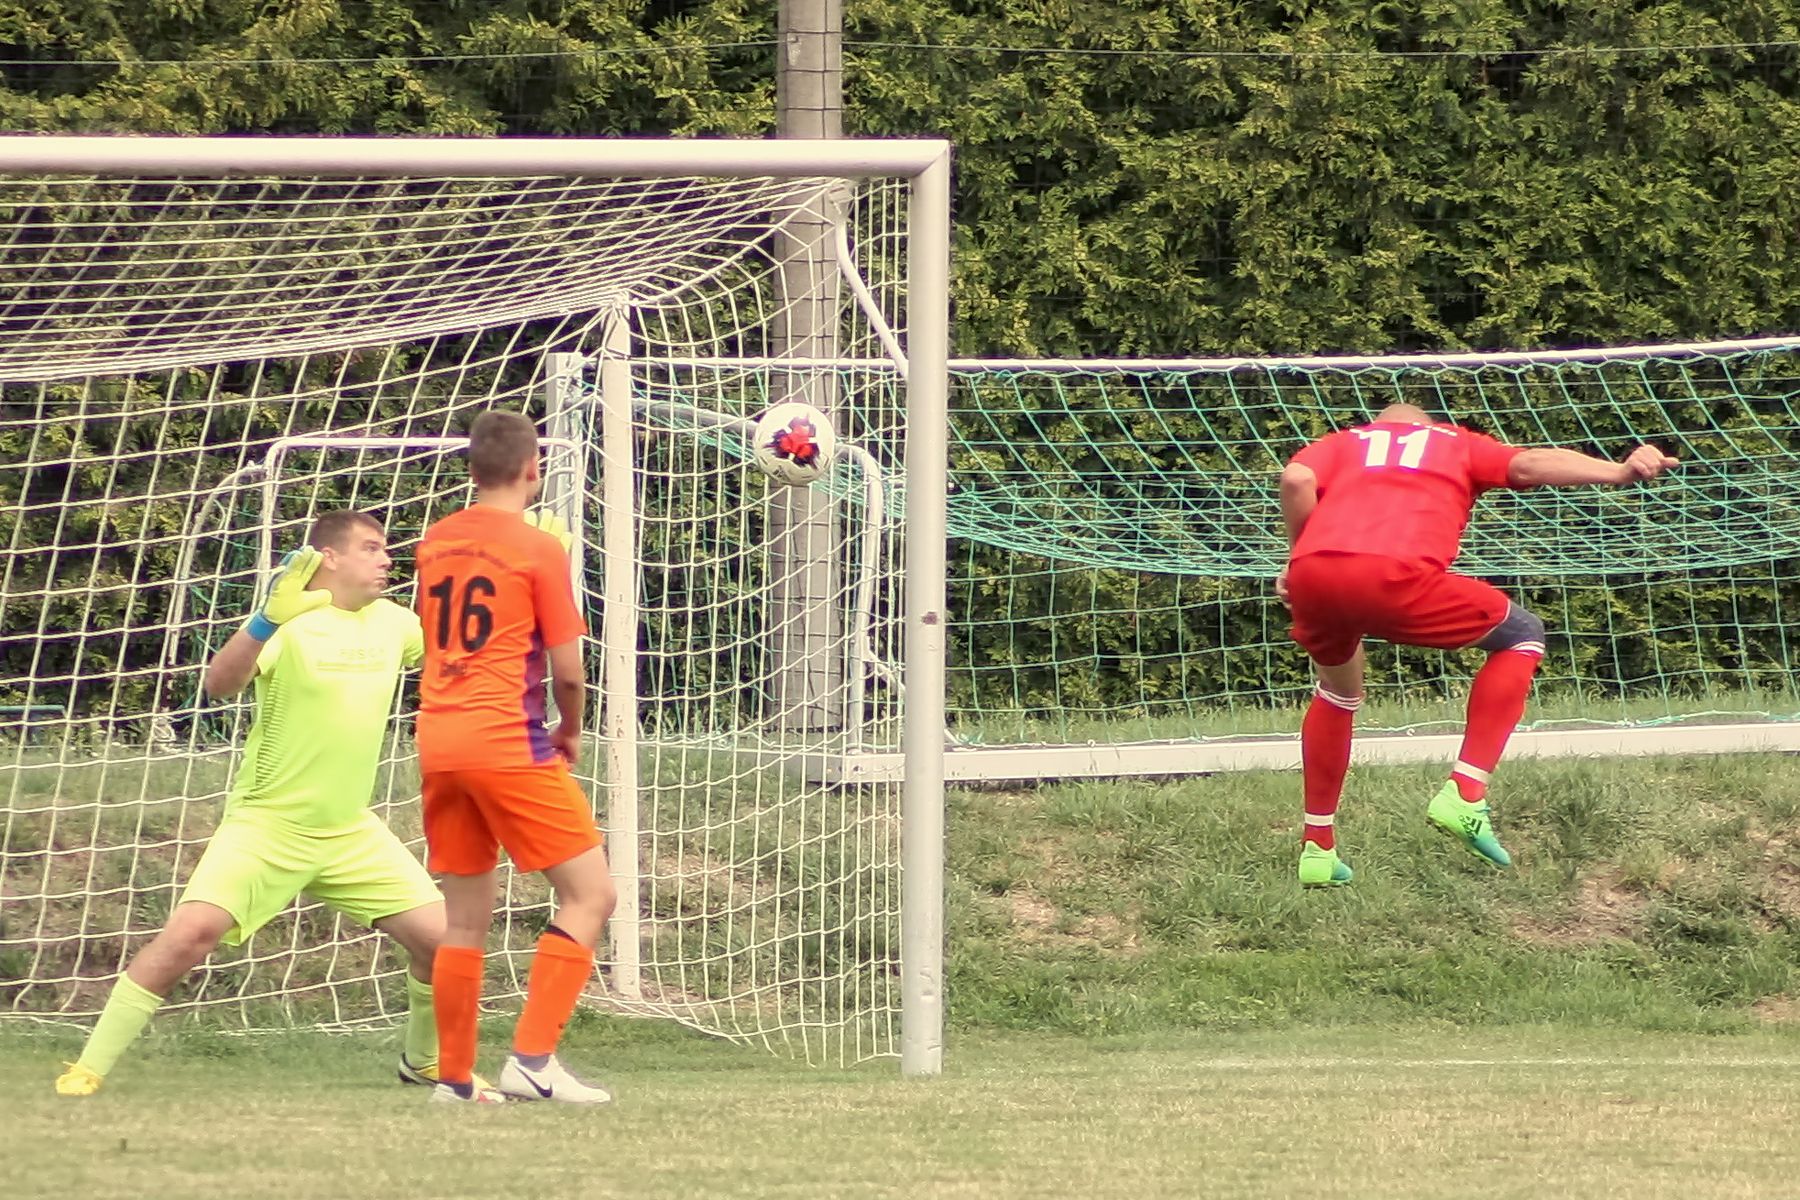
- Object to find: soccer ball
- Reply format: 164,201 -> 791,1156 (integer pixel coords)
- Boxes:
750,402 -> 836,486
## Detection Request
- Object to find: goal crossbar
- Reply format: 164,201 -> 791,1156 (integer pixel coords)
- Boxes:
0,135 -> 949,179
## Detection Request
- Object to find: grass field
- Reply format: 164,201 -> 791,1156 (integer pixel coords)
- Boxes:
13,752 -> 1800,1195
8,1020 -> 1800,1198
946,753 -> 1800,1035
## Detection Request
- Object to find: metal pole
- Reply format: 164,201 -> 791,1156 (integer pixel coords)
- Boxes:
541,353 -> 589,617
770,0 -> 847,733
541,354 -> 588,743
900,150 -> 950,1078
598,312 -> 642,1000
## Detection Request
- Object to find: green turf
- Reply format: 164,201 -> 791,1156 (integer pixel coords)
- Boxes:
12,752 -> 1800,1035
13,752 -> 1800,1194
945,753 -> 1800,1035
9,1020 -> 1800,1198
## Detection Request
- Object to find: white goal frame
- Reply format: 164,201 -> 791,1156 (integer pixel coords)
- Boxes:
0,135 -> 952,1078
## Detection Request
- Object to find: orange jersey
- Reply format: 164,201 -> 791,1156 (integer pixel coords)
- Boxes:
414,506 -> 586,771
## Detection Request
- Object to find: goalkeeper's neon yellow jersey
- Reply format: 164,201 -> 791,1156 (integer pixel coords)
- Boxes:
226,599 -> 424,831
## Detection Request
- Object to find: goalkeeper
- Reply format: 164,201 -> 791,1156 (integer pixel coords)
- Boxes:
56,511 -> 460,1096
1278,404 -> 1677,886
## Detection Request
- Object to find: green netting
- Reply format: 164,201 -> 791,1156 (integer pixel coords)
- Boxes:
941,347 -> 1800,742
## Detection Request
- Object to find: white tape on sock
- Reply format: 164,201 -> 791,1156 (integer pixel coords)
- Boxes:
1452,760 -> 1491,784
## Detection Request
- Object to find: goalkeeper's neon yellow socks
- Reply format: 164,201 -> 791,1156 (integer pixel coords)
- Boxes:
59,973 -> 163,1091
403,969 -> 437,1068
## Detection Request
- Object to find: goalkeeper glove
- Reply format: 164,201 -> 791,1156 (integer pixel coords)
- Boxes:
245,547 -> 330,640
524,507 -> 574,554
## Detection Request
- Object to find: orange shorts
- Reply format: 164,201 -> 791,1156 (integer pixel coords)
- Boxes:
422,763 -> 603,875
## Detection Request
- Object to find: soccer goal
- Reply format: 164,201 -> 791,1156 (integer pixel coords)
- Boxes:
0,136 -> 950,1076
867,342 -> 1800,783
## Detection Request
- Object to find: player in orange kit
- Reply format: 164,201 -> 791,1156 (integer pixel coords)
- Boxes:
1279,403 -> 1677,886
415,409 -> 616,1104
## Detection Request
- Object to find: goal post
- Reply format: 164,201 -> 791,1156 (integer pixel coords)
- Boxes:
0,136 -> 950,1077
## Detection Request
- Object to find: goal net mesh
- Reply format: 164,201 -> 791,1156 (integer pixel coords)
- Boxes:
0,169 -> 910,1066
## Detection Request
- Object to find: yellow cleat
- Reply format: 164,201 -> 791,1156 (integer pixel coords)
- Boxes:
55,1062 -> 104,1097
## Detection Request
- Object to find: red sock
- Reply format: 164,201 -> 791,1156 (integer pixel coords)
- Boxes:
1302,686 -> 1360,850
433,945 -> 484,1087
513,933 -> 595,1058
1453,649 -> 1543,801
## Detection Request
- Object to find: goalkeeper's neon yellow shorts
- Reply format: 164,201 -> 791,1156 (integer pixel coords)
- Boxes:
180,810 -> 440,946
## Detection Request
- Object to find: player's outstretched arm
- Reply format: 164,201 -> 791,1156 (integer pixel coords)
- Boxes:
1507,444 -> 1679,489
204,547 -> 330,698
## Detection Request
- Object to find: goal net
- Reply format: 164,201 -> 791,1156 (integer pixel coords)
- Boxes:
0,137 -> 950,1073
913,345 -> 1800,780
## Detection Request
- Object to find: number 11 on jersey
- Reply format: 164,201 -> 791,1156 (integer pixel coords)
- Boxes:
1358,426 -> 1434,469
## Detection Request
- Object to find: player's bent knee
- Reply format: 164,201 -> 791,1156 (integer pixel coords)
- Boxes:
560,875 -> 616,922
594,875 -> 618,923
1476,603 -> 1546,655
155,923 -> 225,974
391,925 -> 440,964
169,902 -> 233,949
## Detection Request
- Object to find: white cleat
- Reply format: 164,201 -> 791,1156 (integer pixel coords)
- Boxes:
498,1054 -> 614,1105
429,1080 -> 506,1105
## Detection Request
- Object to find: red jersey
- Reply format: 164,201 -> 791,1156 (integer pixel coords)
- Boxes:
414,506 -> 586,771
1289,421 -> 1521,569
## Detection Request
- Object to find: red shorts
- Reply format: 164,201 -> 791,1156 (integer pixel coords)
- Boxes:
1286,551 -> 1510,666
422,763 -> 603,876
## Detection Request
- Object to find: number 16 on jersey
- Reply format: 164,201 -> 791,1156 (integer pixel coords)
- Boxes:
425,573 -> 496,654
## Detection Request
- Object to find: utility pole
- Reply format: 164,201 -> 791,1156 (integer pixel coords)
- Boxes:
770,0 -> 846,732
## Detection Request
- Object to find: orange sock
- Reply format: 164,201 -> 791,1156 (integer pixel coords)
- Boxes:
513,933 -> 595,1058
433,945 -> 484,1086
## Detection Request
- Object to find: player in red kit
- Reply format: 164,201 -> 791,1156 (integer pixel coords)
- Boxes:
1279,403 -> 1677,885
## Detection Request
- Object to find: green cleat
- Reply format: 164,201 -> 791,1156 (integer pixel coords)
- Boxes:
1426,781 -> 1512,867
1298,843 -> 1354,887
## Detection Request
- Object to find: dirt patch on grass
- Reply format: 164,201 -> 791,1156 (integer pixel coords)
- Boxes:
1511,870 -> 1650,949
1752,829 -> 1800,925
1005,889 -> 1143,955
1007,891 -> 1060,931
1752,994 -> 1800,1025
